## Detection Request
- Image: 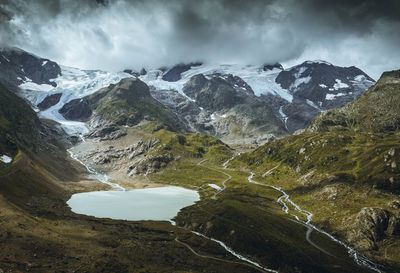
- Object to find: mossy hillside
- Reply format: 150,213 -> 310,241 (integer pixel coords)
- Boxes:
309,69 -> 400,133
228,69 -> 400,269
148,129 -> 233,164
235,132 -> 400,192
148,147 -> 367,272
173,169 -> 371,273
0,83 -> 41,154
89,78 -> 186,132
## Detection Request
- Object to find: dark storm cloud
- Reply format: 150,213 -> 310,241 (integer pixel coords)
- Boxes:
0,0 -> 399,79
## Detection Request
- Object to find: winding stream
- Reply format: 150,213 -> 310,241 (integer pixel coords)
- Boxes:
247,171 -> 382,273
67,149 -> 125,191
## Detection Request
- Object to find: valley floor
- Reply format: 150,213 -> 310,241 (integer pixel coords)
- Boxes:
0,130 -> 398,273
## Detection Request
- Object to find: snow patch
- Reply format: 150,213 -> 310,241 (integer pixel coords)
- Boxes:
291,76 -> 311,91
306,99 -> 320,109
354,75 -> 366,81
278,106 -> 287,118
319,84 -> 327,88
326,93 -> 346,100
208,184 -> 222,190
0,155 -> 12,164
333,79 -> 349,90
42,60 -> 48,66
294,67 -> 307,78
19,81 -> 54,92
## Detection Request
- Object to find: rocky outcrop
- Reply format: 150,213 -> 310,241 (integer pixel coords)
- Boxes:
263,63 -> 283,71
128,138 -> 160,159
348,208 -> 390,250
268,61 -> 376,133
59,98 -> 92,121
128,153 -> 173,176
388,213 -> 400,235
178,73 -> 286,144
183,74 -> 253,111
276,61 -> 374,109
85,126 -> 127,141
37,93 -> 62,110
162,63 -> 202,82
0,47 -> 61,91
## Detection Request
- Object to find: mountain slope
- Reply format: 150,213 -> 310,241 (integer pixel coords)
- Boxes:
139,61 -> 374,135
309,69 -> 400,133
232,69 -> 400,270
0,83 -> 41,155
0,82 -> 83,211
2,47 -> 374,143
182,73 -> 286,143
0,47 -> 61,91
59,77 -> 188,132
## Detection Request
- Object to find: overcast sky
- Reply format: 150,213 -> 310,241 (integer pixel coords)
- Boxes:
0,0 -> 399,79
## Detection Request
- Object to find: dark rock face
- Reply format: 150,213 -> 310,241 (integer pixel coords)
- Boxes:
59,98 -> 92,121
283,99 -> 320,132
162,63 -> 202,82
85,126 -> 127,141
355,207 -> 389,242
183,74 -> 253,112
0,83 -> 42,154
388,213 -> 400,235
123,69 -> 140,77
140,68 -> 147,76
263,63 -> 283,71
124,68 -> 147,77
37,93 -> 62,110
276,61 -> 374,110
0,48 -> 61,91
177,73 -> 286,143
348,207 -> 390,250
265,61 -> 375,133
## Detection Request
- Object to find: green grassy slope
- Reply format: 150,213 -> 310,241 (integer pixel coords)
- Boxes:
89,78 -> 187,131
229,70 -> 400,270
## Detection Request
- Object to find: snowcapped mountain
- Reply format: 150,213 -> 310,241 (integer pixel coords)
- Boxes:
0,48 -> 131,134
137,61 -> 374,138
0,47 -> 375,144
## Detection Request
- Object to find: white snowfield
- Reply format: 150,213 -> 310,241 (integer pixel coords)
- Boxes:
0,154 -> 12,164
140,64 -> 294,102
